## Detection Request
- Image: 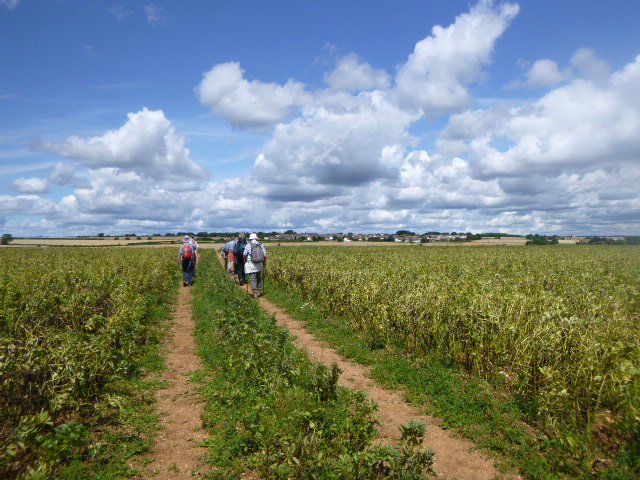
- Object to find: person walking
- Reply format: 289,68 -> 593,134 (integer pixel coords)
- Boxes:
179,235 -> 195,286
243,233 -> 267,298
234,233 -> 248,285
222,237 -> 236,275
189,236 -> 199,277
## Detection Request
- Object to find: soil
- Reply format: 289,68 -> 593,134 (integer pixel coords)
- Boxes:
134,253 -> 518,479
134,283 -> 210,479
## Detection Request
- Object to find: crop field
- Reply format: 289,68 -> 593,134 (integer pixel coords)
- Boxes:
266,245 -> 640,451
0,247 -> 178,479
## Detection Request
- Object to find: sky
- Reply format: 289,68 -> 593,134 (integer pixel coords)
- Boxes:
1,0 -> 639,237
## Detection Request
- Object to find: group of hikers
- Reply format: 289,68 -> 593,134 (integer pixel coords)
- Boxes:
178,232 -> 267,299
221,233 -> 268,298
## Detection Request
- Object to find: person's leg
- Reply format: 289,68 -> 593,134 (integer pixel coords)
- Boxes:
182,258 -> 191,286
249,272 -> 259,297
237,258 -> 245,284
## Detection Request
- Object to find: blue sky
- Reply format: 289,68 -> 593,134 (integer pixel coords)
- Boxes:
1,0 -> 639,236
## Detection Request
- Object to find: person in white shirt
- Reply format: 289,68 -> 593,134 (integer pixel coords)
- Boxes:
243,233 -> 267,298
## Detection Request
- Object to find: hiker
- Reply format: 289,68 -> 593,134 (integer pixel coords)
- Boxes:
223,237 -> 236,276
234,233 -> 248,285
189,236 -> 199,277
179,235 -> 195,286
243,233 -> 267,298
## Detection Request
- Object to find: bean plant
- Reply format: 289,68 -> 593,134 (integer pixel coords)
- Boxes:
0,247 -> 178,479
266,245 -> 640,454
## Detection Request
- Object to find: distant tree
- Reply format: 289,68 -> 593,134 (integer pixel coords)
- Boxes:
396,230 -> 416,236
526,234 -> 559,245
196,231 -> 210,238
285,229 -> 296,234
97,232 -> 104,237
1,233 -> 13,245
384,235 -> 396,242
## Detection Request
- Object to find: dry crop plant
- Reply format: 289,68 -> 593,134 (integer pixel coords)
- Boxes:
0,247 -> 177,479
267,246 -> 640,448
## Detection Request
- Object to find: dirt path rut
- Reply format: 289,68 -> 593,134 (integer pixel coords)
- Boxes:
138,284 -> 209,479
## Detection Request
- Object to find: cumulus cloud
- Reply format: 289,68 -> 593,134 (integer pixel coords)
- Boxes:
12,177 -> 49,194
252,90 -> 416,197
519,58 -> 571,88
324,53 -> 391,92
570,48 -> 611,84
0,194 -> 56,215
40,108 -> 203,190
466,55 -> 640,179
197,62 -> 311,131
509,48 -> 610,89
394,0 -> 519,117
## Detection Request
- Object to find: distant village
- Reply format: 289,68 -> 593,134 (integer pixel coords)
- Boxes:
260,232 -> 472,243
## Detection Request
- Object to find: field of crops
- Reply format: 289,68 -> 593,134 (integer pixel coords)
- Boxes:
266,245 -> 640,442
0,247 -> 178,479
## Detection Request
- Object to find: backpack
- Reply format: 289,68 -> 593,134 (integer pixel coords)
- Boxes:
234,240 -> 246,257
250,243 -> 265,263
182,243 -> 193,259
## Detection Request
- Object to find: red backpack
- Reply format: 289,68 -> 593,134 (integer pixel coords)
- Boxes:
182,244 -> 193,259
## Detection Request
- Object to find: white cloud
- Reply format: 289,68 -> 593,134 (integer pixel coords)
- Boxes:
509,48 -> 610,90
252,90 -> 416,196
471,56 -> 640,178
394,0 -> 519,117
0,194 -> 56,215
197,62 -> 311,131
324,53 -> 391,92
40,108 -> 203,190
570,48 -> 611,84
12,177 -> 49,194
521,58 -> 571,88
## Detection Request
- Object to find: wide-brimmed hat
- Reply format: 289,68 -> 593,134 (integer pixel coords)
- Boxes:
183,235 -> 191,242
238,233 -> 246,239
249,233 -> 258,240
